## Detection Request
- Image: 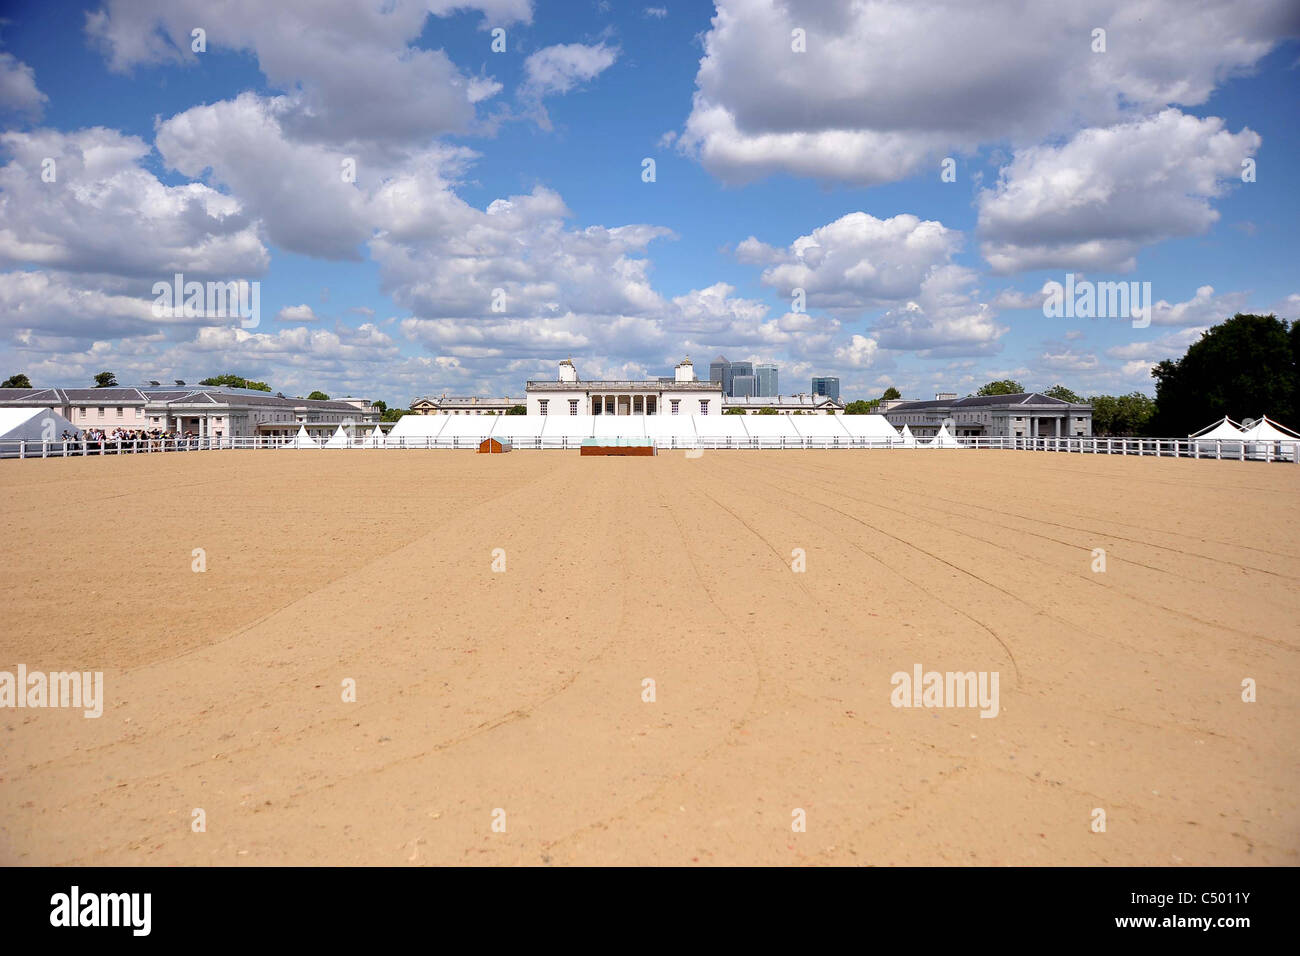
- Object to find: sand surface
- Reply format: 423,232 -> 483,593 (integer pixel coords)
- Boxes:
1,449 -> 1297,865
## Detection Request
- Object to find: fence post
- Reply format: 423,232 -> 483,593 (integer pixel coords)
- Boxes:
19,440 -> 25,459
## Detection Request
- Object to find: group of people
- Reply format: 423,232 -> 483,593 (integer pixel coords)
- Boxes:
60,427 -> 202,450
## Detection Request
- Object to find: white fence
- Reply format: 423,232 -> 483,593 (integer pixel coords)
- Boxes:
2,434 -> 1298,461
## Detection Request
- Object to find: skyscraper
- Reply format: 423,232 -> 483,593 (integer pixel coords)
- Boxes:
710,356 -> 775,397
811,376 -> 840,402
729,360 -> 753,398
710,356 -> 731,396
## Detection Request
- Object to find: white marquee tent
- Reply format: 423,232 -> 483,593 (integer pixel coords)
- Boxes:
362,425 -> 386,448
0,407 -> 79,443
741,414 -> 800,447
838,414 -> 903,444
899,424 -> 918,448
1239,415 -> 1300,461
929,423 -> 964,448
1189,416 -> 1246,454
289,425 -> 320,448
324,425 -> 349,448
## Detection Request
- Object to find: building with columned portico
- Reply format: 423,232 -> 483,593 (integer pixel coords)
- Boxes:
525,358 -> 723,416
882,392 -> 1092,439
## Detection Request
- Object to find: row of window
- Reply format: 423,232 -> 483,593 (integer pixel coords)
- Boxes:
537,399 -> 710,415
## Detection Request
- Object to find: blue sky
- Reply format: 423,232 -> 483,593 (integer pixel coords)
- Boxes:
1,0 -> 1297,405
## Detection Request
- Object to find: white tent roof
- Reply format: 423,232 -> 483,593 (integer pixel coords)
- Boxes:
541,415 -> 594,439
1238,416 -> 1300,441
740,415 -> 800,439
362,425 -> 385,447
386,415 -> 447,439
490,415 -> 547,440
289,424 -> 320,448
1189,417 -> 1246,440
324,424 -> 349,448
899,424 -> 918,447
643,414 -> 694,440
694,415 -> 748,438
0,407 -> 80,441
929,423 -> 963,448
838,414 -> 902,441
788,415 -> 853,438
593,414 -> 644,438
437,415 -> 501,438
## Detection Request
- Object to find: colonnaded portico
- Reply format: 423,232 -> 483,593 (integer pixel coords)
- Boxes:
588,393 -> 658,415
525,358 -> 723,417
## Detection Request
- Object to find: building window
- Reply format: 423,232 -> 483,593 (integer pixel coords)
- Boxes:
116,407 -> 123,417
569,399 -> 578,415
98,407 -> 105,417
670,400 -> 680,415
539,400 -> 548,416
699,400 -> 709,415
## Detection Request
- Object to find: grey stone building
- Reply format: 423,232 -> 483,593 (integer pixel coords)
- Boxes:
882,392 -> 1092,439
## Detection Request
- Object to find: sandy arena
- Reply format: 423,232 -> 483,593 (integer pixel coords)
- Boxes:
1,449 -> 1296,865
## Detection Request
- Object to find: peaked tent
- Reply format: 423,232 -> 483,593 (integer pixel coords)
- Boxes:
1239,415 -> 1300,461
362,425 -> 385,448
929,423 -> 963,448
899,424 -> 918,448
324,424 -> 349,448
1189,416 -> 1246,440
289,424 -> 320,448
1237,415 -> 1300,441
0,407 -> 80,443
1189,416 -> 1246,455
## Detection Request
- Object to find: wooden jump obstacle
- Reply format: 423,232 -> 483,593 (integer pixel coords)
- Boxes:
477,437 -> 512,454
579,438 -> 656,456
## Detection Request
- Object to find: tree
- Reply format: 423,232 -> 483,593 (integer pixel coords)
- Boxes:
175,380 -> 186,386
372,400 -> 388,415
2,373 -> 31,388
505,405 -> 526,415
881,386 -> 901,400
148,380 -> 161,387
757,406 -> 779,415
976,379 -> 1023,396
381,407 -> 410,422
1044,385 -> 1083,404
1150,313 -> 1297,435
93,371 -> 118,388
306,390 -> 331,401
1089,392 -> 1156,436
724,406 -> 746,414
200,374 -> 272,391
844,399 -> 879,415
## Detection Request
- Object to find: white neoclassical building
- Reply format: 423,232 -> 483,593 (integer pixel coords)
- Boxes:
525,358 -> 724,416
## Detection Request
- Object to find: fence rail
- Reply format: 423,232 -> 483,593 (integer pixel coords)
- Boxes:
3,435 -> 1298,461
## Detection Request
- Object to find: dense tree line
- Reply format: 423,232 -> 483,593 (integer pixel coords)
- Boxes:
1149,313 -> 1297,435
